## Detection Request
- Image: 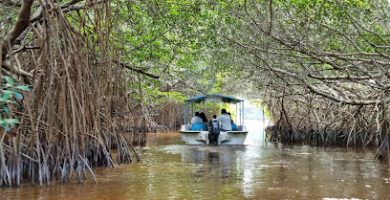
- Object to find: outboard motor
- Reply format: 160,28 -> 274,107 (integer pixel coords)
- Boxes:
208,116 -> 220,145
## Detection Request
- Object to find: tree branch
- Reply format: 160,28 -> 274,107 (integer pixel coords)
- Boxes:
2,0 -> 35,57
113,60 -> 160,79
2,61 -> 33,78
1,0 -> 22,6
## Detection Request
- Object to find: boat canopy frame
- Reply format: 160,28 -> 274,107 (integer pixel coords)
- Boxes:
184,94 -> 245,128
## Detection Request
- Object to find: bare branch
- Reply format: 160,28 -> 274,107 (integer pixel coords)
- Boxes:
1,0 -> 22,6
113,60 -> 160,79
1,0 -> 35,57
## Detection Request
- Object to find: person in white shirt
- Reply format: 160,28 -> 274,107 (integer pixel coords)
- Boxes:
191,112 -> 206,130
191,112 -> 203,125
217,109 -> 232,131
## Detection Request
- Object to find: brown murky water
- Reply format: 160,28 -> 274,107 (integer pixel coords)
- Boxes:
1,132 -> 390,200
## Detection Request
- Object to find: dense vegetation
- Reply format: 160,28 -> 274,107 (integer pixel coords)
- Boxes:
228,0 -> 390,160
1,0 -> 390,186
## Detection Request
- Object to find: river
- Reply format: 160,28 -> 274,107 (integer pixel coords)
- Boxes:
1,130 -> 389,200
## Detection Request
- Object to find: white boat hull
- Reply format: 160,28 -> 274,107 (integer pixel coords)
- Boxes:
179,130 -> 248,145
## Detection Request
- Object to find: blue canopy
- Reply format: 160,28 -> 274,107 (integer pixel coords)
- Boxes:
185,94 -> 243,104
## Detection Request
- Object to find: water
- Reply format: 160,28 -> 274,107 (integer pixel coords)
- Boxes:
1,131 -> 389,200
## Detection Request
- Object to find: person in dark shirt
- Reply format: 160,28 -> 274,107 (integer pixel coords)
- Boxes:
199,112 -> 208,123
199,112 -> 208,130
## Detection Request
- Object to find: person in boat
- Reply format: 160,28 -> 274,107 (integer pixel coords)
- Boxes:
208,115 -> 220,144
217,109 -> 232,131
227,112 -> 238,131
199,112 -> 208,130
191,112 -> 202,124
191,112 -> 207,131
199,112 -> 208,123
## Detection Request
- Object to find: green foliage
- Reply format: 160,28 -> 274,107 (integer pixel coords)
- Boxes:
0,76 -> 30,132
193,101 -> 226,119
112,0 -> 390,114
112,0 -> 248,108
144,86 -> 187,105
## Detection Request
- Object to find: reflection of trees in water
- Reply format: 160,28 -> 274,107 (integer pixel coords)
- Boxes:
192,149 -> 207,164
220,150 -> 232,178
208,150 -> 230,178
190,146 -> 247,178
208,151 -> 219,165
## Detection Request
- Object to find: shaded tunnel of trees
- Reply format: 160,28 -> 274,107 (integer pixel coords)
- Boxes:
1,0 -> 390,186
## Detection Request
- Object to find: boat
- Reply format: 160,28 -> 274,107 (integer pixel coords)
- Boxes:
180,94 -> 248,145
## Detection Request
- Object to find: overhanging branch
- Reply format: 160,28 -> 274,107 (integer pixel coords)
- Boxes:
2,0 -> 35,58
113,60 -> 160,79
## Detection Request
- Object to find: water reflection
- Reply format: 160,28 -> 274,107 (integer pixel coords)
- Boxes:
188,146 -> 243,179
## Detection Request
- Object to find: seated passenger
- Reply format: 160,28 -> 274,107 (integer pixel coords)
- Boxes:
231,123 -> 238,131
227,112 -> 238,131
199,112 -> 208,131
191,112 -> 203,124
217,109 -> 232,131
199,112 -> 208,123
191,112 -> 206,131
